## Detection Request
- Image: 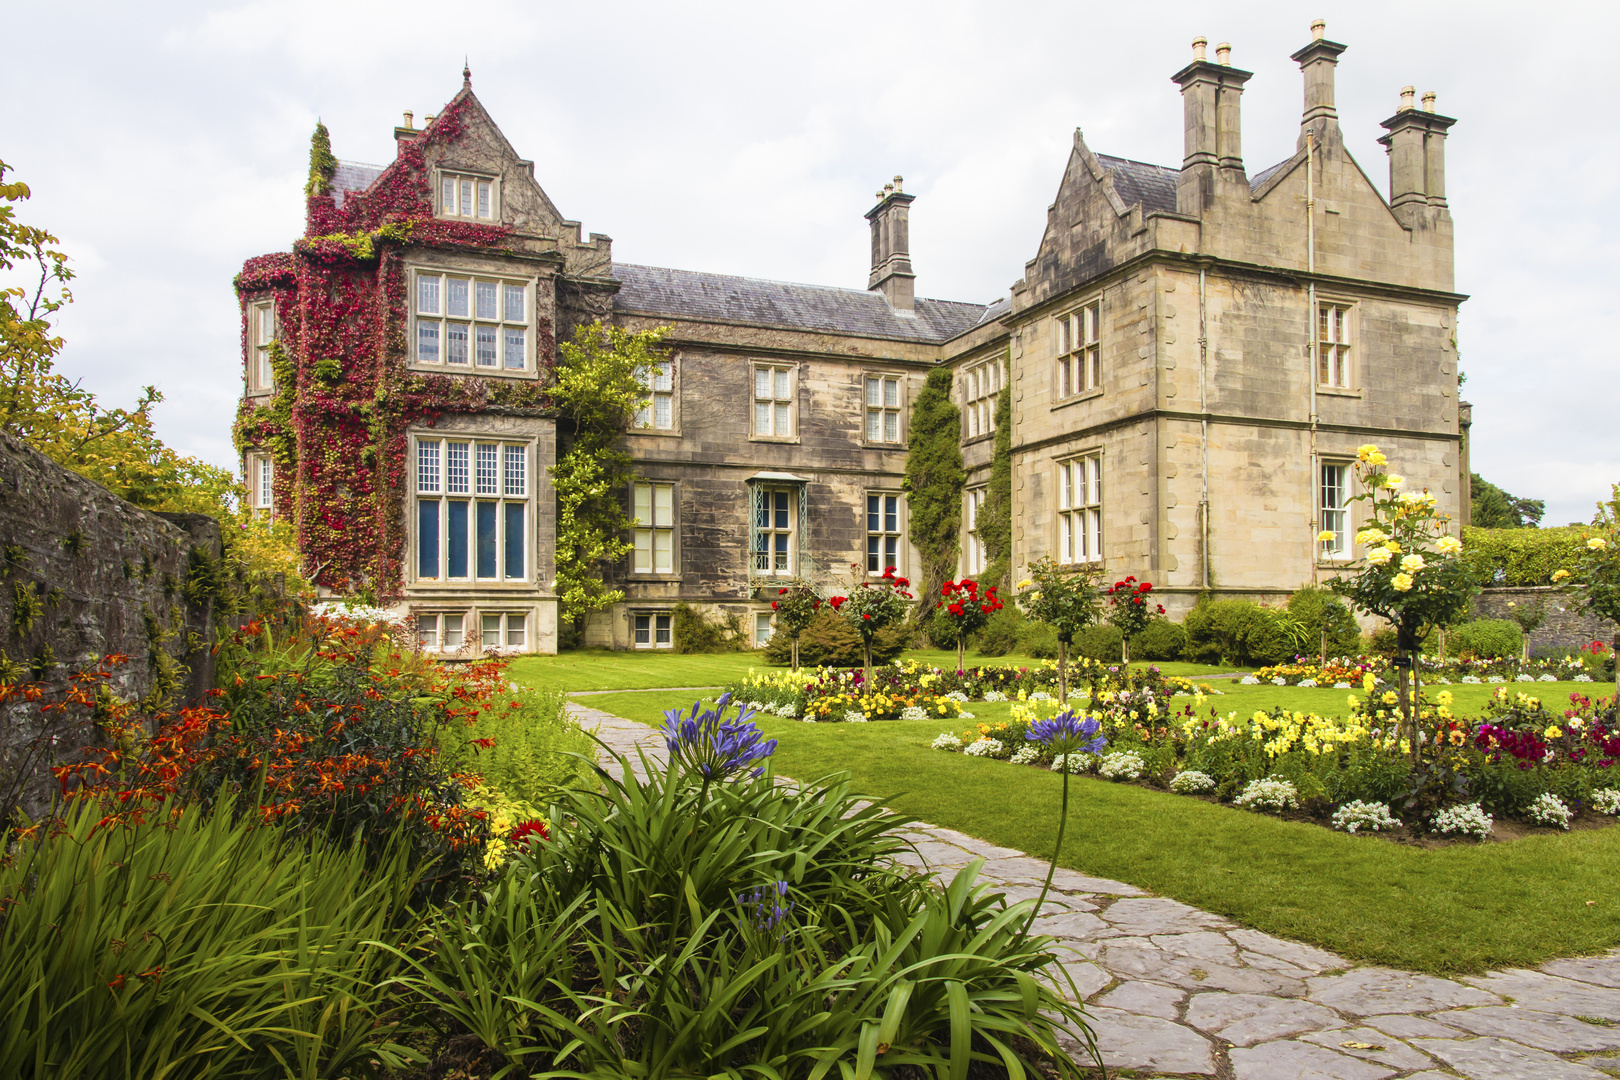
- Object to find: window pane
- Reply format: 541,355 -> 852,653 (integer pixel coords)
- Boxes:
476,443 -> 498,494
635,615 -> 650,645
756,614 -> 771,646
655,615 -> 671,645
755,532 -> 769,570
884,378 -> 898,408
634,530 -> 651,572
504,502 -> 524,579
652,361 -> 672,391
755,369 -> 770,398
442,176 -> 455,213
654,484 -> 672,525
1090,457 -> 1102,503
1060,463 -> 1072,510
1059,514 -> 1072,563
417,500 -> 440,578
447,278 -> 469,317
475,280 -> 498,320
446,442 -> 469,493
775,402 -> 789,435
504,444 -> 526,496
867,377 -> 881,407
867,411 -> 881,441
867,535 -> 879,572
418,275 -> 440,314
446,322 -> 469,364
503,284 -> 524,321
969,369 -> 980,400
885,535 -> 897,568
634,485 -> 651,525
506,618 -> 524,647
476,501 -> 497,577
447,500 -> 469,577
477,182 -> 491,218
883,411 -> 898,442
654,394 -> 671,428
417,321 -> 440,363
774,532 -> 788,571
654,529 -> 671,573
461,180 -> 474,218
867,494 -> 879,532
1057,318 -> 1070,355
475,324 -> 498,366
755,402 -> 770,433
418,440 -> 441,491
774,368 -> 789,399
774,491 -> 788,528
258,458 -> 273,507
885,496 -> 898,533
503,327 -> 525,369
482,613 -> 500,648
418,615 -> 438,648
444,614 -> 464,648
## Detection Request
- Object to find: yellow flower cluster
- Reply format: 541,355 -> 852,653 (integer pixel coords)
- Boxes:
809,690 -> 967,722
1356,444 -> 1387,467
1182,708 -> 1372,757
739,666 -> 824,693
462,780 -> 544,871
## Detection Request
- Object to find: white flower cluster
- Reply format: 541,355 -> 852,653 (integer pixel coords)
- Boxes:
1538,674 -> 1557,682
931,732 -> 964,751
1009,744 -> 1043,766
900,706 -> 930,721
965,737 -> 1006,759
944,691 -> 970,703
1461,675 -> 1482,684
1333,681 -> 1352,689
310,602 -> 406,626
1271,677 -> 1288,686
1234,776 -> 1300,814
1098,751 -> 1145,781
1593,788 -> 1620,815
1515,674 -> 1535,683
958,711 -> 976,719
775,703 -> 798,718
843,710 -> 868,723
1299,679 -> 1318,688
1332,800 -> 1402,834
983,690 -> 1008,702
1240,675 -> 1261,685
1050,753 -> 1090,774
1528,792 -> 1573,830
1169,770 -> 1215,793
1030,691 -> 1054,702
1487,676 -> 1507,684
1576,674 -> 1594,683
1431,802 -> 1492,840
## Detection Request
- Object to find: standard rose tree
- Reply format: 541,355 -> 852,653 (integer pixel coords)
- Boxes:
769,584 -> 822,671
935,578 -> 1004,674
827,564 -> 913,684
1014,557 -> 1103,703
1104,576 -> 1164,663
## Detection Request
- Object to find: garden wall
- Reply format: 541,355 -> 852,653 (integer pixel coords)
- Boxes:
0,430 -> 228,818
1472,586 -> 1616,652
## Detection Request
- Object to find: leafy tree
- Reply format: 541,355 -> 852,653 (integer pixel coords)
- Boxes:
1470,473 -> 1544,529
902,367 -> 963,617
549,321 -> 667,627
978,378 -> 1013,590
1558,483 -> 1620,699
1015,556 -> 1104,702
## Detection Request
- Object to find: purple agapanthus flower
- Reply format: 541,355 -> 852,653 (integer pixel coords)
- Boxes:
1026,709 -> 1107,756
738,879 -> 794,935
661,693 -> 779,781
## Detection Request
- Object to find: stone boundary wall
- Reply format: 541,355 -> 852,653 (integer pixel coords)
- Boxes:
1472,586 -> 1617,653
0,431 -> 226,819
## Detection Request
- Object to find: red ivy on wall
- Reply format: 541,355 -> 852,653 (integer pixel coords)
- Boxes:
233,94 -> 557,599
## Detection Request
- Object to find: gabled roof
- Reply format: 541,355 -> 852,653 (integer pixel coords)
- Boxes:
1249,158 -> 1290,192
333,160 -> 384,207
1095,154 -> 1180,215
610,263 -> 992,344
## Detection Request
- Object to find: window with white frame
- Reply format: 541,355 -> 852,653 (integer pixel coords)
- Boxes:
416,612 -> 465,651
439,173 -> 497,220
248,300 -> 277,392
634,613 -> 672,649
632,482 -> 675,574
753,487 -> 796,575
413,270 -> 530,372
1320,463 -> 1351,559
865,374 -> 902,443
1318,302 -> 1353,388
753,365 -> 794,437
246,453 -> 274,513
1056,301 -> 1101,399
964,359 -> 1003,440
636,358 -> 675,430
965,487 -> 987,575
414,437 -> 530,582
754,612 -> 774,648
867,493 -> 902,575
1057,454 -> 1102,564
481,612 -> 526,649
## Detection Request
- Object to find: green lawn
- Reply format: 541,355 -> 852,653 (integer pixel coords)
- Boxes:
567,687 -> 1620,976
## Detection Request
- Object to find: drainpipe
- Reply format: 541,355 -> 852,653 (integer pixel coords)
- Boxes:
1306,129 -> 1320,587
1198,265 -> 1210,591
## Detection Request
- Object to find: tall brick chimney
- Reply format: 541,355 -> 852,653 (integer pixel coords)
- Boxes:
1173,37 -> 1252,213
1378,86 -> 1456,227
1291,19 -> 1347,150
866,177 -> 915,312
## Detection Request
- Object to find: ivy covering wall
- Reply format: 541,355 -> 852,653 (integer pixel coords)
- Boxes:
903,367 -> 964,614
978,379 -> 1013,590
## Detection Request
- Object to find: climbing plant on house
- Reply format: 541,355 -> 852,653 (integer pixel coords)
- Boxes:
979,379 -> 1013,590
903,366 -> 964,618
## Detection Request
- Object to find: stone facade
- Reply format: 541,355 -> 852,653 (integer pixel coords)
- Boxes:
237,23 -> 1468,653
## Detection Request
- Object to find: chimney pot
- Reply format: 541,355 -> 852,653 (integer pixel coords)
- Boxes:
402,110 -> 414,130
1422,90 -> 1437,112
866,178 -> 916,311
1192,36 -> 1207,62
1400,86 -> 1416,111
893,175 -> 903,192
1216,42 -> 1231,65
425,114 -> 436,124
1312,19 -> 1326,41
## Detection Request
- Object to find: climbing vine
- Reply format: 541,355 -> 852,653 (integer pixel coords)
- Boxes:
979,377 -> 1013,589
902,366 -> 964,617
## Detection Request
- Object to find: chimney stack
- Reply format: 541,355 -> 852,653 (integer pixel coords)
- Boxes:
866,176 -> 915,312
1172,35 -> 1253,211
1291,19 -> 1347,149
1378,85 -> 1456,226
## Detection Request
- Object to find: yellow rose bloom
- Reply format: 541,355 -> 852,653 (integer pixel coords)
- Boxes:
1383,473 -> 1405,489
1400,554 -> 1426,573
1363,673 -> 1376,692
1391,572 -> 1414,591
1435,535 -> 1462,555
1384,541 -> 1402,554
1588,537 -> 1609,551
1552,569 -> 1571,582
1366,547 -> 1394,566
1318,530 -> 1337,543
1017,578 -> 1034,589
1356,528 -> 1388,545
1368,451 -> 1387,466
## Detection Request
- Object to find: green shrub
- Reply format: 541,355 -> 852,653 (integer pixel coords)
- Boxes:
1365,626 -> 1399,656
973,605 -> 1024,656
1447,618 -> 1523,660
762,608 -> 906,667
1461,526 -> 1587,587
672,602 -> 745,653
1182,599 -> 1264,665
1285,586 -> 1362,658
1017,619 -> 1060,659
1130,619 -> 1187,661
1073,623 -> 1125,662
439,685 -> 595,802
0,802 -> 422,1080
1240,611 -> 1300,667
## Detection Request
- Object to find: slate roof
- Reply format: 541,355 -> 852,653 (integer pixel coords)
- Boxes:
1096,154 -> 1180,215
333,160 -> 385,207
1249,157 -> 1291,192
610,263 -> 994,344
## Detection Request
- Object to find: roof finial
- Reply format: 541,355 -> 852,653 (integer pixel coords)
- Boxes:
463,57 -> 471,88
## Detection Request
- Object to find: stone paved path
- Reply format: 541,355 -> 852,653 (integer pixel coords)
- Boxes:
572,702 -> 1620,1079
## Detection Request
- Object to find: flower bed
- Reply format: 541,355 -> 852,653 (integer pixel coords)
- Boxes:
1249,653 -> 1590,688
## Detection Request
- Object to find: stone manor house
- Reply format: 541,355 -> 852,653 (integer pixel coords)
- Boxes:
235,22 -> 1467,655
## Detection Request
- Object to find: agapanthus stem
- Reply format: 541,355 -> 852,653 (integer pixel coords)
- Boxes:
1024,767 -> 1070,939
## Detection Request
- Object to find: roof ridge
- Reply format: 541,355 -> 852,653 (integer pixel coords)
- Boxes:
611,262 -> 990,309
1095,152 -> 1179,174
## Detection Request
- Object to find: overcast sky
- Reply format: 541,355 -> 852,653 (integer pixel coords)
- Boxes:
2,0 -> 1614,526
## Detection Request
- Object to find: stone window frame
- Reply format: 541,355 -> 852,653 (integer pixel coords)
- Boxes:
247,299 -> 277,394
436,169 -> 500,221
1316,297 -> 1359,393
415,610 -> 469,654
477,610 -> 528,651
862,371 -> 906,446
865,490 -> 905,577
628,480 -> 679,578
634,351 -> 679,434
410,431 -> 535,588
410,265 -> 536,378
751,362 -> 798,442
754,611 -> 775,648
964,486 -> 987,576
749,482 -> 803,578
245,452 -> 274,515
632,610 -> 674,650
1054,298 -> 1103,403
1317,459 -> 1355,563
962,357 -> 1003,442
1056,451 -> 1103,566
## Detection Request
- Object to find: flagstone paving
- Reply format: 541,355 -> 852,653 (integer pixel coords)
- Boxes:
573,702 -> 1620,1079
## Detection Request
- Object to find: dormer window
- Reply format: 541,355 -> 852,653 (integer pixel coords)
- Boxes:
439,172 -> 497,220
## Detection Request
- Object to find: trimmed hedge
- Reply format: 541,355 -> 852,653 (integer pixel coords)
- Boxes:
1130,619 -> 1187,661
762,608 -> 906,667
1461,526 -> 1588,587
1446,618 -> 1523,660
